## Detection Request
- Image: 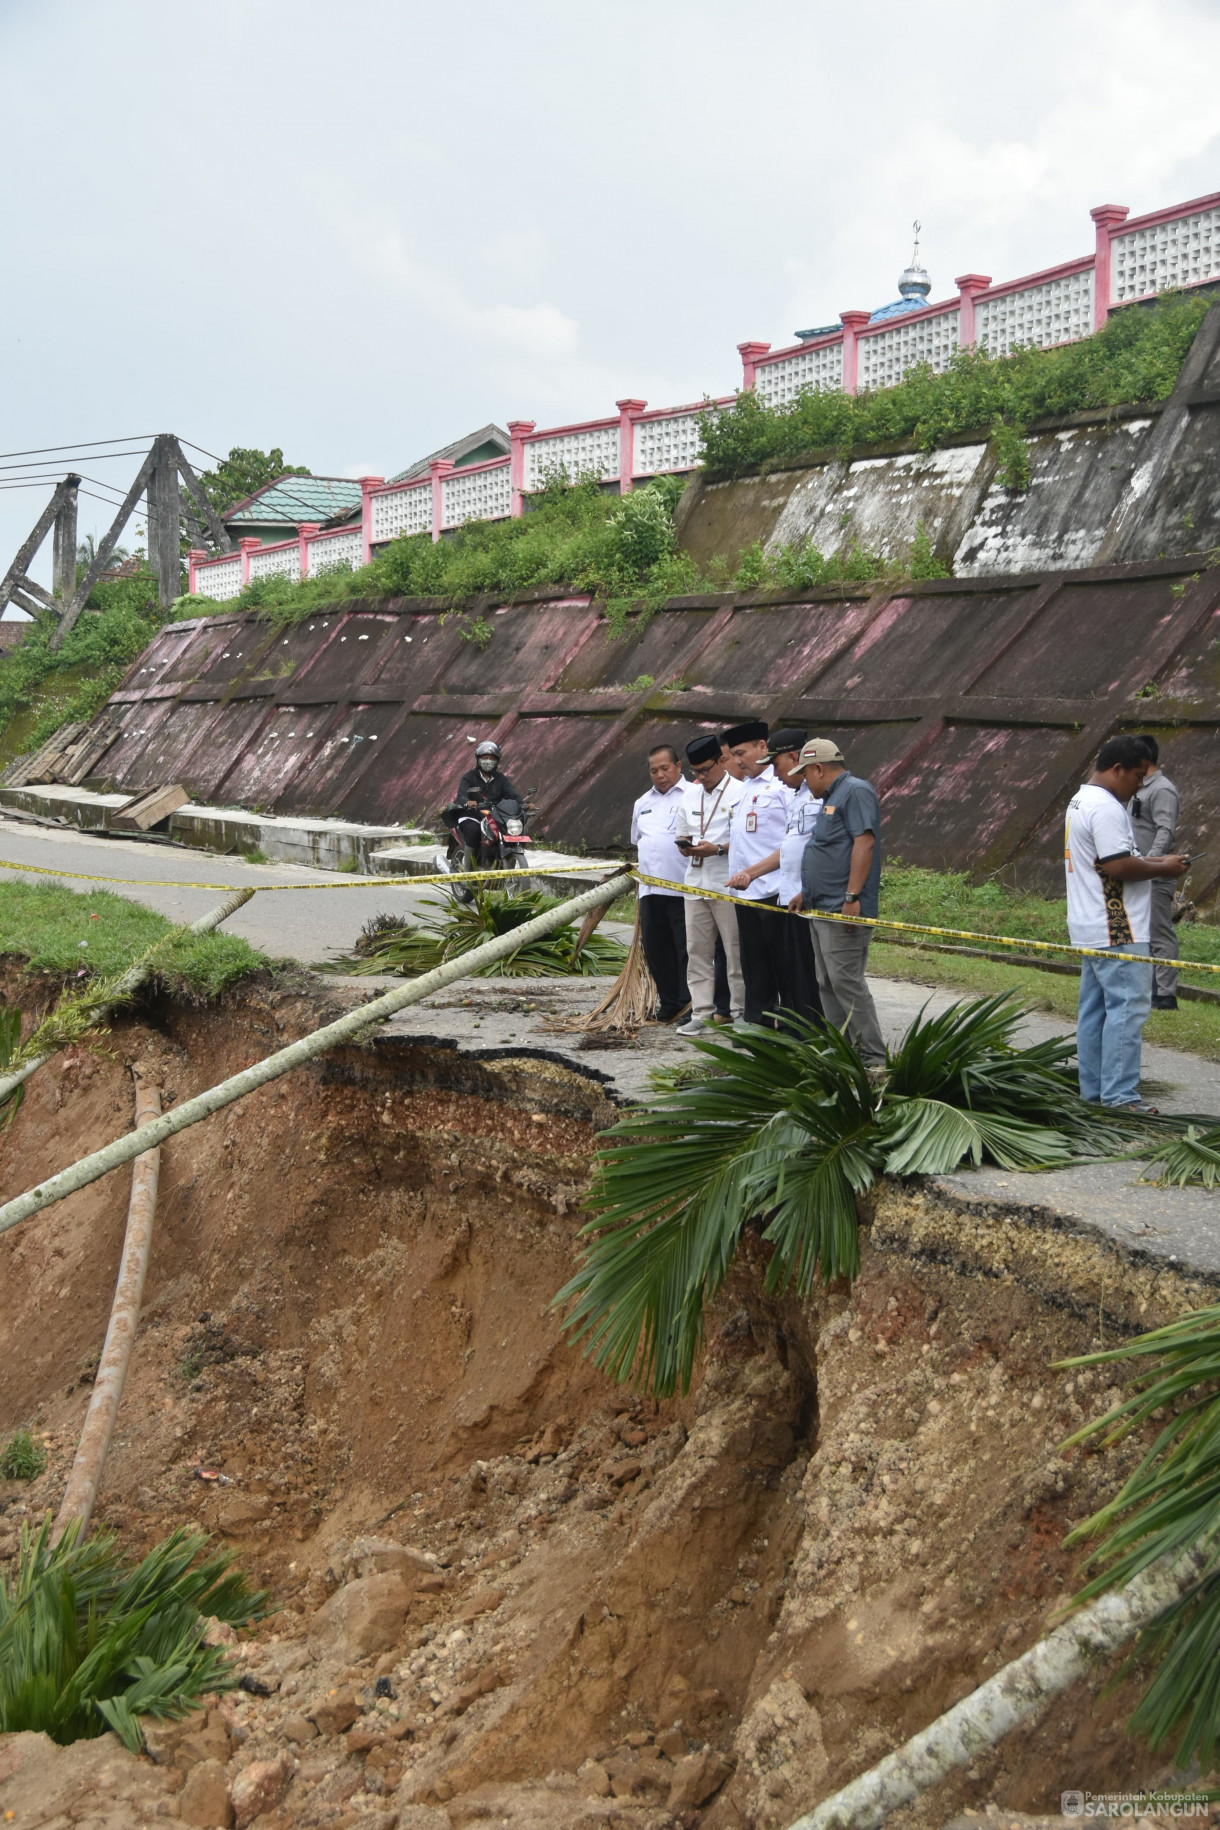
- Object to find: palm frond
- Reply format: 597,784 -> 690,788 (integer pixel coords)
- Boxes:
0,1519 -> 266,1750
555,994 -> 1176,1399
1059,1306 -> 1220,1763
334,887 -> 627,979
1142,1127 -> 1220,1189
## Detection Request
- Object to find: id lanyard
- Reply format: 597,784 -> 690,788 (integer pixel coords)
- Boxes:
692,780 -> 728,869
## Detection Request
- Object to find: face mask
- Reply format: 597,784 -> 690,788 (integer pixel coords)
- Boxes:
478,758 -> 496,774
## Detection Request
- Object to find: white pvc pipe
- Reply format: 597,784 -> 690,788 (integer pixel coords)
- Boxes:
51,1080 -> 162,1546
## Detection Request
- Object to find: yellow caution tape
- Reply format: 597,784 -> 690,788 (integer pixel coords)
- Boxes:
0,857 -> 615,893
631,870 -> 1220,979
1,846 -> 1212,980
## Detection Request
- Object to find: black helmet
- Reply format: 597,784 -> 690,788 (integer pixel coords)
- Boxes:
475,740 -> 501,773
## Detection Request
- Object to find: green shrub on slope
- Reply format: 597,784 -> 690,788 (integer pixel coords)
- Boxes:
697,291 -> 1211,480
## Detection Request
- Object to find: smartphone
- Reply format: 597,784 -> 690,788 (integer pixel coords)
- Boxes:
675,836 -> 695,852
1188,851 -> 1208,863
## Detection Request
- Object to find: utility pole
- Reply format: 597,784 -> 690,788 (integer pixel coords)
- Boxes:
51,475 -> 80,610
145,435 -> 182,608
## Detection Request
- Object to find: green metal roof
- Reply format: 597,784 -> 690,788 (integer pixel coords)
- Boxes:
224,475 -> 365,529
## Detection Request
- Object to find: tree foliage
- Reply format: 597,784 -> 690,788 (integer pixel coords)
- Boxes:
198,446 -> 311,517
1061,1306 -> 1220,1765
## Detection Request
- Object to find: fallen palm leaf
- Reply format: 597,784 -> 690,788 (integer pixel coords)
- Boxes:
334,886 -> 628,980
556,994 -> 1167,1397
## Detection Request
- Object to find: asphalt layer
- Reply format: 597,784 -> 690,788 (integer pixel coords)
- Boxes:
7,814 -> 1220,1278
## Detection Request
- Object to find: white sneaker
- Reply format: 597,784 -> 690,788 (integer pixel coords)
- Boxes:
675,1019 -> 707,1038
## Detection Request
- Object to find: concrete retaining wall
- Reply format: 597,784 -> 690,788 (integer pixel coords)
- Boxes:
674,302 -> 1220,577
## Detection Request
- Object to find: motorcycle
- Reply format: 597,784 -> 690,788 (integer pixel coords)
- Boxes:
435,794 -> 536,903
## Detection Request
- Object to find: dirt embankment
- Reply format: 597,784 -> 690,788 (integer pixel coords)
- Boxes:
0,973 -> 1200,1829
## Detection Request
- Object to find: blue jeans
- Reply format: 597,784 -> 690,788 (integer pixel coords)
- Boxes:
1076,942 -> 1152,1107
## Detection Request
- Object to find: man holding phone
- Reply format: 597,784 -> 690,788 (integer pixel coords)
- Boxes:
673,733 -> 745,1036
1065,736 -> 1191,1112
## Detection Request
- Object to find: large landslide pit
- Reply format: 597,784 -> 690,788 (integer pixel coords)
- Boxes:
0,970 -> 1211,1830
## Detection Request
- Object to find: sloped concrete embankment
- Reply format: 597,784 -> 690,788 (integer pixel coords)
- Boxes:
0,976 -> 1209,1827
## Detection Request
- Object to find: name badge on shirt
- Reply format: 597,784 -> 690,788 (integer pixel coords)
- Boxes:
745,811 -> 757,832
689,854 -> 703,869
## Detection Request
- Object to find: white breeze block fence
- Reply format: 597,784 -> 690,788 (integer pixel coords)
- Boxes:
190,191 -> 1220,595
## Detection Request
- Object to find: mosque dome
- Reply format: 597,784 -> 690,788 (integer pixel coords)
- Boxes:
868,222 -> 932,323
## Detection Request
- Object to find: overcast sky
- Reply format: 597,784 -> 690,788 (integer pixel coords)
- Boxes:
3,0 -> 1219,594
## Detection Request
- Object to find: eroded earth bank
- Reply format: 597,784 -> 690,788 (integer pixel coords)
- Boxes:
0,971 -> 1211,1830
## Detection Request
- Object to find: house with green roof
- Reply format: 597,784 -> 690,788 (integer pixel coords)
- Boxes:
224,424 -> 511,546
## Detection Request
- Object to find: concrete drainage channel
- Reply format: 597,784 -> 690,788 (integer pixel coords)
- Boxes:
1,952 -> 1214,1828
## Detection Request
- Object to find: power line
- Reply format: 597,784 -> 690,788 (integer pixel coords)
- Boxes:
0,450 -> 151,476
0,435 -> 156,462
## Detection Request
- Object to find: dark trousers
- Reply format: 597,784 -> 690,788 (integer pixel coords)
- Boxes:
735,897 -> 823,1027
638,894 -> 689,1020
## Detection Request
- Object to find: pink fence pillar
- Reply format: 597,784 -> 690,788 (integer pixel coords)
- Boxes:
187,549 -> 206,594
954,274 -> 992,348
1090,205 -> 1130,329
430,459 -> 454,542
838,312 -> 870,394
737,342 -> 771,391
359,476 -> 385,565
238,537 -> 260,586
298,522 -> 319,579
507,419 -> 535,517
616,398 -> 646,493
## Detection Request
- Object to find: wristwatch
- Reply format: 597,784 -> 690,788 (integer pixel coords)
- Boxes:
717,844 -> 726,856
844,893 -> 860,904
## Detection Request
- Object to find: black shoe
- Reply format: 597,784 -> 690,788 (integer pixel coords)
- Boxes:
1151,995 -> 1179,1010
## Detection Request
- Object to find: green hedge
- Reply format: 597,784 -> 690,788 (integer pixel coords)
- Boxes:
696,292 -> 1212,482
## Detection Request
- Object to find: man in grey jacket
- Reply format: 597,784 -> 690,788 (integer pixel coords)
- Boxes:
1133,735 -> 1182,1009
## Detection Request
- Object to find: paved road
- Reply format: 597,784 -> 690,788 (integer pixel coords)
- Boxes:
8,815 -> 1220,1277
0,816 -> 443,965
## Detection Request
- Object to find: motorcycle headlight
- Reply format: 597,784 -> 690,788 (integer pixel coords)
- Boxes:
506,819 -> 523,835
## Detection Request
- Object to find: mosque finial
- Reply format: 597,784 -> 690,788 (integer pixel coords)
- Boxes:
898,219 -> 931,302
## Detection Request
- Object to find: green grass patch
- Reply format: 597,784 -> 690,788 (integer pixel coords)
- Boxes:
0,881 -> 263,999
879,863 -> 1220,988
870,942 -> 1220,1063
0,1429 -> 46,1481
698,292 -> 1212,481
0,570 -> 174,761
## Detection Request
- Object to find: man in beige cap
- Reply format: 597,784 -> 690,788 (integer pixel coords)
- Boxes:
787,739 -> 886,1072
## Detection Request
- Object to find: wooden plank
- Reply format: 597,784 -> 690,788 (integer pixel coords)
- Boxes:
53,445 -> 159,649
0,482 -> 68,618
172,441 -> 234,553
4,723 -> 87,788
110,782 -> 189,831
55,715 -> 125,786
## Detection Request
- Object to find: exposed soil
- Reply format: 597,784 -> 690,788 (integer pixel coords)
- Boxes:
0,970 -> 1208,1829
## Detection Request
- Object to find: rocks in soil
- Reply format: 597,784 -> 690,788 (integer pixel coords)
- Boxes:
180,1757 -> 233,1826
230,1750 -> 292,1827
308,1571 -> 413,1658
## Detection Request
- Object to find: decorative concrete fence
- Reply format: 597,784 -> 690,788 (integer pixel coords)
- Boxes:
190,191 -> 1220,598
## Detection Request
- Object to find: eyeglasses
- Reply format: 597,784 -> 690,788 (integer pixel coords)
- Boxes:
691,760 -> 719,777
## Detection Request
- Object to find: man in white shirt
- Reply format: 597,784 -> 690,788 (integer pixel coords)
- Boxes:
724,722 -> 818,1026
630,743 -> 690,1022
1065,735 -> 1190,1111
673,732 -> 745,1037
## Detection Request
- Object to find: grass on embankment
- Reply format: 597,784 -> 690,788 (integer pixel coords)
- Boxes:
872,865 -> 1220,1061
0,880 -> 264,999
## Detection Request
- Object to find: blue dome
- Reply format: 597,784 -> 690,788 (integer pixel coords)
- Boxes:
868,296 -> 926,324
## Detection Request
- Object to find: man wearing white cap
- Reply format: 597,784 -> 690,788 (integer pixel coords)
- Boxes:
787,738 -> 885,1071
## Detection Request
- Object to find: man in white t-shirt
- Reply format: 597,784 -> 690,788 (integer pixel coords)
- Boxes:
1064,735 -> 1190,1111
630,743 -> 690,1022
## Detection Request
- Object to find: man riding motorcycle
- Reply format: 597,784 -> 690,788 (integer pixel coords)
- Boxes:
436,741 -> 532,893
